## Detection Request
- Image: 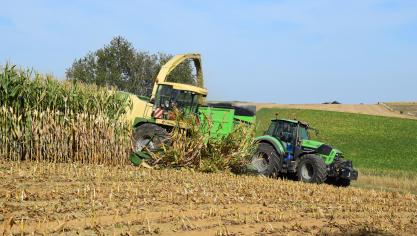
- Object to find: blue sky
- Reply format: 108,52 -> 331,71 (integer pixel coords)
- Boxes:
1,0 -> 416,103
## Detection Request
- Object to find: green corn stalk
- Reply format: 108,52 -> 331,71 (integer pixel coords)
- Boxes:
0,64 -> 132,165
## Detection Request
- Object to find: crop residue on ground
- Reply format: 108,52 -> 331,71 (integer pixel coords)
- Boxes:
0,161 -> 416,235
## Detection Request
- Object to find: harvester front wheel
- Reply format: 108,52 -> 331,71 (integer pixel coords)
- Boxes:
250,142 -> 282,177
297,154 -> 327,184
133,123 -> 171,152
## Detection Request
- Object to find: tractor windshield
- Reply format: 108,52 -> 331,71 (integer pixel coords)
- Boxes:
155,85 -> 199,115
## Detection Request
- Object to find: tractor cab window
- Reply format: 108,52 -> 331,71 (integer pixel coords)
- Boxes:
298,126 -> 309,140
155,85 -> 199,114
270,120 -> 297,144
265,121 -> 277,136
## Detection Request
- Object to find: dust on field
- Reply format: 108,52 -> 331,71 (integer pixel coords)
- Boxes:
1,161 -> 416,235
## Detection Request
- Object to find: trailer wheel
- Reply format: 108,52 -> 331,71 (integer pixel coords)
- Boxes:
297,154 -> 327,184
133,123 -> 171,152
250,142 -> 282,177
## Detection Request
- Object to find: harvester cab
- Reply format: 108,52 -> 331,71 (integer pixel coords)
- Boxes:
148,54 -> 207,121
124,54 -> 207,127
151,83 -> 202,121
251,117 -> 358,186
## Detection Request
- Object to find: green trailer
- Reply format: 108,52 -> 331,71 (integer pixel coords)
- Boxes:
198,103 -> 256,139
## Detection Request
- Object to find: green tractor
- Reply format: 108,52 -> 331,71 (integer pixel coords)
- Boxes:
251,116 -> 358,186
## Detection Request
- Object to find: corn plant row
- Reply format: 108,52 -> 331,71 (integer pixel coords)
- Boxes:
0,64 -> 131,120
0,64 -> 132,165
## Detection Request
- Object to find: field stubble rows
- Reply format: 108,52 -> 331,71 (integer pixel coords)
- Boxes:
1,161 -> 416,235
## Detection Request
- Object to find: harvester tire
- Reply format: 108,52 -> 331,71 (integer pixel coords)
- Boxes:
297,154 -> 327,184
250,142 -> 282,177
133,123 -> 171,152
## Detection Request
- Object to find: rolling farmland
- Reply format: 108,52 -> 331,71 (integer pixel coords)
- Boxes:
2,66 -> 417,235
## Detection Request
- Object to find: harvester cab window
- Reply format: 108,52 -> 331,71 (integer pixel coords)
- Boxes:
155,85 -> 199,115
173,90 -> 198,113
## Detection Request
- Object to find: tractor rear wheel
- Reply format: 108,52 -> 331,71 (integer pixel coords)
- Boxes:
133,123 -> 171,152
250,142 -> 282,177
297,154 -> 327,184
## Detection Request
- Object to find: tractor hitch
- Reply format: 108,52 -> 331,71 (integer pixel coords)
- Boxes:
339,160 -> 358,180
328,159 -> 358,180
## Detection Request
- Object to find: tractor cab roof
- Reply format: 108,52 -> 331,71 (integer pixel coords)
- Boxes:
271,118 -> 310,128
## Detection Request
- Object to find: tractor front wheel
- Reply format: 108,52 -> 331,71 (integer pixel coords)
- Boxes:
297,154 -> 327,184
250,142 -> 282,177
133,123 -> 171,152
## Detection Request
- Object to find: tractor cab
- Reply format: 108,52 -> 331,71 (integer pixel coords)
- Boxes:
265,119 -> 310,156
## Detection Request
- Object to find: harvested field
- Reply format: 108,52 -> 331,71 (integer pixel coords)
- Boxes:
235,102 -> 416,119
384,102 -> 417,117
1,161 -> 416,235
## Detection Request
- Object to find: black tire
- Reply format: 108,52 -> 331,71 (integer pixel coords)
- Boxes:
327,177 -> 351,187
297,154 -> 327,184
133,123 -> 171,152
250,142 -> 282,177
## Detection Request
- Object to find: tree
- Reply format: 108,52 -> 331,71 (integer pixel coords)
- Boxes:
66,36 -> 196,97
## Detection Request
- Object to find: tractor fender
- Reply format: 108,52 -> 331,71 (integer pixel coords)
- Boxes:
254,135 -> 286,156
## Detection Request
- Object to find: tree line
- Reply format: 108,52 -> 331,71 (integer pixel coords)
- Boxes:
66,36 -> 195,97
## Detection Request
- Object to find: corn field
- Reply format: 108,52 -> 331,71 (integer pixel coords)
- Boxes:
0,65 -> 132,165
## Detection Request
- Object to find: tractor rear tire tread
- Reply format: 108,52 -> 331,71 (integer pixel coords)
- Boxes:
250,142 -> 282,178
